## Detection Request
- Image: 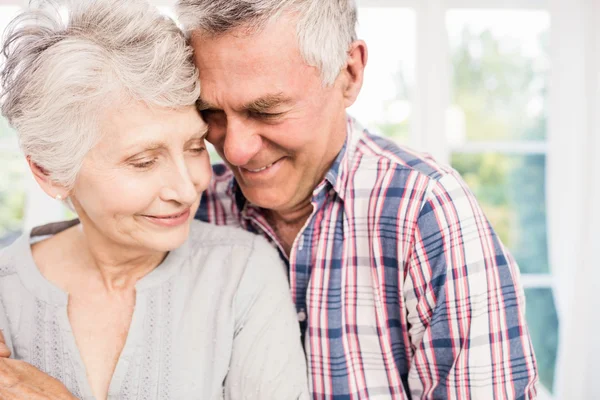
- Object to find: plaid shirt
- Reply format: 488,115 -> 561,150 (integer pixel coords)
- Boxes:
196,117 -> 539,399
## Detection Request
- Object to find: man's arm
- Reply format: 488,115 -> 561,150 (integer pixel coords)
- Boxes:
0,330 -> 10,359
0,303 -> 76,399
404,170 -> 538,399
0,358 -> 78,400
0,302 -> 13,359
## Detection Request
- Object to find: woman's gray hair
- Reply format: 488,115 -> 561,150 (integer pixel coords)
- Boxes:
176,0 -> 358,86
1,0 -> 200,189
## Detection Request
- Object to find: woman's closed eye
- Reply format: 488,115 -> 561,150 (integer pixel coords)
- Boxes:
130,158 -> 157,169
187,139 -> 207,155
189,145 -> 206,154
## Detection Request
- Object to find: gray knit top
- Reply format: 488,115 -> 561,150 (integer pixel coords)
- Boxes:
0,220 -> 309,399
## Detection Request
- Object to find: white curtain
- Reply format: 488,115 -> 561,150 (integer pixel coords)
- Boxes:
549,0 -> 600,397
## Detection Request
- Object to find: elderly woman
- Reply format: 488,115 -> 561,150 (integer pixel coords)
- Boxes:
0,1 -> 309,399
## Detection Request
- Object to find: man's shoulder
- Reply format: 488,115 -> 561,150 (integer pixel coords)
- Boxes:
208,163 -> 235,191
348,128 -> 453,186
197,163 -> 242,224
211,163 -> 233,179
342,125 -> 476,217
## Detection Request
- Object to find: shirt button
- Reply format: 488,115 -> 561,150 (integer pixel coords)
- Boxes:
297,310 -> 307,322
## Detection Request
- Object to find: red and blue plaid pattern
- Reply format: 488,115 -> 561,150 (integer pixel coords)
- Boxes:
196,117 -> 539,399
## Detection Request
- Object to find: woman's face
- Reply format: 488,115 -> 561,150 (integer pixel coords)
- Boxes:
69,102 -> 211,254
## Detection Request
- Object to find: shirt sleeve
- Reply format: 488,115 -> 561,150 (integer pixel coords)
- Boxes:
404,170 -> 539,399
224,236 -> 310,400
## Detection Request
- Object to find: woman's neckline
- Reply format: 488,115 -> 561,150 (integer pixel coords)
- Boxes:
12,219 -> 188,305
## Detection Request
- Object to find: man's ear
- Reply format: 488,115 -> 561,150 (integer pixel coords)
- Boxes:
341,40 -> 368,108
27,157 -> 69,200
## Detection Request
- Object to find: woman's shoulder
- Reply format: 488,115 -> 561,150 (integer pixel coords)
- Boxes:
1,220 -> 79,287
175,221 -> 287,318
0,233 -> 30,278
187,220 -> 274,253
183,220 -> 284,285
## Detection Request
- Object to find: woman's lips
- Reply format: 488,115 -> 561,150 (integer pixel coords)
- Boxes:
142,208 -> 191,227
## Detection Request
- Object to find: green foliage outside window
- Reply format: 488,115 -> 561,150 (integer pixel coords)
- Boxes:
0,148 -> 26,246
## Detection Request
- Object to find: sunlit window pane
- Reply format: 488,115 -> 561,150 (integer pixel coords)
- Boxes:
349,8 -> 415,143
446,10 -> 550,143
157,6 -> 177,22
451,153 -> 548,274
0,149 -> 26,247
0,6 -> 20,29
1,6 -> 24,247
525,288 -> 559,392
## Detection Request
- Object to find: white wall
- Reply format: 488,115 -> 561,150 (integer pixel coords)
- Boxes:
550,0 -> 600,397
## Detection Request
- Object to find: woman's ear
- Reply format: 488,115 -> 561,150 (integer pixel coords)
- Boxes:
341,40 -> 368,108
27,157 -> 69,200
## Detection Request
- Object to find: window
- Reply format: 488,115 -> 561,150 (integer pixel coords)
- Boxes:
348,7 -> 416,144
446,10 -> 557,392
0,6 -> 26,246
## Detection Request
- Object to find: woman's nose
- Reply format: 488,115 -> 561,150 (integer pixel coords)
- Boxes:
161,160 -> 198,205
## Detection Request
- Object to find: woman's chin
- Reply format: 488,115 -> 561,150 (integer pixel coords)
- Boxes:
138,222 -> 191,253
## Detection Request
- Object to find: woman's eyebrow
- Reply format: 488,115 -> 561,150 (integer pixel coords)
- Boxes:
119,142 -> 162,162
126,141 -> 165,153
189,127 -> 209,141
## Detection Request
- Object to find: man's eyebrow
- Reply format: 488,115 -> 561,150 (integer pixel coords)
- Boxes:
196,98 -> 219,111
196,93 -> 293,113
244,93 -> 292,113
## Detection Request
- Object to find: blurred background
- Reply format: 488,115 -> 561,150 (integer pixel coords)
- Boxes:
1,0 -> 599,398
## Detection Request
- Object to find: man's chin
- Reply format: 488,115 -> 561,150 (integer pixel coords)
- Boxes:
238,185 -> 292,210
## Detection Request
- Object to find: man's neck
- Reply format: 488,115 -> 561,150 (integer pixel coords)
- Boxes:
266,200 -> 314,257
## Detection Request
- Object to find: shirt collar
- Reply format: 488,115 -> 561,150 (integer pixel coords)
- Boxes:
324,115 -> 364,201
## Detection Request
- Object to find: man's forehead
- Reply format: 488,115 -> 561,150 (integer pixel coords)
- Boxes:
190,13 -> 302,66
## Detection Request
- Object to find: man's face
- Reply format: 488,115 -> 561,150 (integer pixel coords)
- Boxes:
191,15 -> 349,213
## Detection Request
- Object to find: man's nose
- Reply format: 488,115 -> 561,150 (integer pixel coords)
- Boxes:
222,118 -> 262,167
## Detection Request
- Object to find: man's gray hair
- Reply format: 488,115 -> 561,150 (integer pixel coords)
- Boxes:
176,0 -> 358,86
1,0 -> 200,189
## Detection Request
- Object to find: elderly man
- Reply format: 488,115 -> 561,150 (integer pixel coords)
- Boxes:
0,0 -> 538,398
179,0 -> 539,399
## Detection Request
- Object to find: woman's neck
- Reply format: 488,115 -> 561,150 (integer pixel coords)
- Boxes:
35,223 -> 166,294
75,224 -> 166,292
